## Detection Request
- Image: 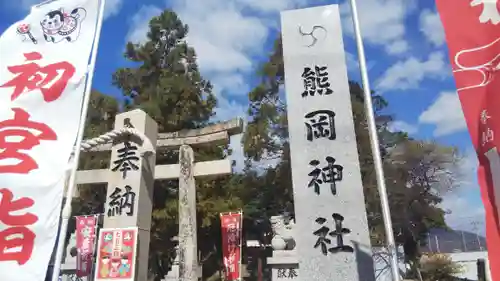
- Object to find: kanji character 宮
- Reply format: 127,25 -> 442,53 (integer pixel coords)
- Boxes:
0,108 -> 57,174
0,51 -> 75,102
0,188 -> 38,265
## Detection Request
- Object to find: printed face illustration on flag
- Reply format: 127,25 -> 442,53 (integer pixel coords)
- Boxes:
436,1 -> 500,280
0,0 -> 102,280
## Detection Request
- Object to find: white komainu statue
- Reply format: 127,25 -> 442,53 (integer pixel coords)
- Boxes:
270,215 -> 296,250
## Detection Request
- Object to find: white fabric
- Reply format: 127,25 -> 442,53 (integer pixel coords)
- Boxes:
0,0 -> 101,280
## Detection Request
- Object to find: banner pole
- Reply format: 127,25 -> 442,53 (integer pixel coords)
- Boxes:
51,0 -> 106,280
348,0 -> 399,280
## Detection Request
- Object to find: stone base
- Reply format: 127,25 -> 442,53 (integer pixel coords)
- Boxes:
267,251 -> 300,281
267,250 -> 299,265
162,264 -> 202,281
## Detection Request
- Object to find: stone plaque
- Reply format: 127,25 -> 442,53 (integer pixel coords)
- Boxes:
281,5 -> 375,281
273,266 -> 299,281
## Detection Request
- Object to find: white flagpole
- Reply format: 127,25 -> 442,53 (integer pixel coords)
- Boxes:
347,0 -> 399,280
51,0 -> 106,280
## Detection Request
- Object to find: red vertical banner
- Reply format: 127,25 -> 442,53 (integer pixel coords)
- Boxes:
94,227 -> 138,281
436,0 -> 500,278
220,211 -> 243,281
76,215 -> 98,277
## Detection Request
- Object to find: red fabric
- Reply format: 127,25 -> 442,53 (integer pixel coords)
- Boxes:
75,216 -> 97,277
436,0 -> 500,279
220,212 -> 242,281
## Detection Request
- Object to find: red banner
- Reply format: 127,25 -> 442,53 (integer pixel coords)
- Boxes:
436,0 -> 500,278
94,227 -> 138,281
220,212 -> 243,281
76,215 -> 98,277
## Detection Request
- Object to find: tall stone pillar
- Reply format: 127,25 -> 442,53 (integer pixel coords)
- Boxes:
103,109 -> 158,281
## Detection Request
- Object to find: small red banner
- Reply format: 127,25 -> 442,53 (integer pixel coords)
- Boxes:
220,212 -> 243,281
76,215 -> 98,277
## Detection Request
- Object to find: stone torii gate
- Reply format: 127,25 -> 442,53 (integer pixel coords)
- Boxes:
70,109 -> 243,281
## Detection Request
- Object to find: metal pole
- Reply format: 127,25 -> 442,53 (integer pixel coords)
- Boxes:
461,230 -> 467,252
347,0 -> 399,280
51,1 -> 106,280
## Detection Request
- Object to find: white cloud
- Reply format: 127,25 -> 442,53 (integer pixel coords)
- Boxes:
418,91 -> 467,137
386,40 -> 409,55
125,0 -> 309,97
441,195 -> 485,233
103,0 -> 123,19
440,149 -> 485,234
340,0 -> 416,55
16,0 -> 122,19
419,9 -> 446,47
388,120 -> 418,134
376,52 -> 448,92
125,5 -> 162,44
233,0 -> 308,13
20,0 -> 38,10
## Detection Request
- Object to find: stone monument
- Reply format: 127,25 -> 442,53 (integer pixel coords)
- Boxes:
74,110 -> 243,281
280,5 -> 375,281
102,109 -> 158,281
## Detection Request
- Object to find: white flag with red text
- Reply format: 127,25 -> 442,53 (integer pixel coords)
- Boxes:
0,0 -> 102,280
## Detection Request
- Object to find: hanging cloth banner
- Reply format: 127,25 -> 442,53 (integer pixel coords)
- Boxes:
436,0 -> 500,279
76,215 -> 98,277
0,0 -> 102,281
220,211 -> 243,281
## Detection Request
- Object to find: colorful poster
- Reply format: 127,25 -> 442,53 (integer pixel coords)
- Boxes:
220,211 -> 243,281
436,0 -> 500,279
0,0 -> 102,280
94,227 -> 138,281
76,215 -> 98,277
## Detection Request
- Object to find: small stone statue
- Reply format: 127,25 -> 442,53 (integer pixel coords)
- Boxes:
270,215 -> 296,250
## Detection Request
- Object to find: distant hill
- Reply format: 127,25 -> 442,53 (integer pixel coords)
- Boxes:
422,228 -> 487,253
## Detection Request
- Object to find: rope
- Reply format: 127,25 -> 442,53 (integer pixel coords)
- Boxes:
79,127 -> 155,155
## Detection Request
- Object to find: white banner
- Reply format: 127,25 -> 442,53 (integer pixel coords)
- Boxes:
0,0 -> 101,280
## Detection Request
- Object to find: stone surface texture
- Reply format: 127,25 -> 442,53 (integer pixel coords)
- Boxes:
178,145 -> 198,281
103,109 -> 158,281
281,5 -> 375,281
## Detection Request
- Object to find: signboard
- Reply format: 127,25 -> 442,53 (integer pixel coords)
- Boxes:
94,227 -> 138,281
220,211 -> 243,281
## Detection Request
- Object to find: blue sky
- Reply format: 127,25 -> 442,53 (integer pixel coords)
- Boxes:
0,0 -> 486,234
